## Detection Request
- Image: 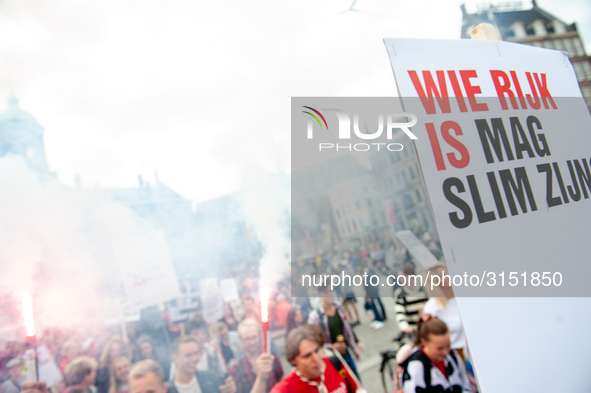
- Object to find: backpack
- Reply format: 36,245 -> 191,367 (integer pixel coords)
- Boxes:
396,349 -> 459,392
326,350 -> 354,393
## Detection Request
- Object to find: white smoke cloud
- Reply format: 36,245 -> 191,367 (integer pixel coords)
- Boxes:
0,155 -> 153,332
240,167 -> 291,300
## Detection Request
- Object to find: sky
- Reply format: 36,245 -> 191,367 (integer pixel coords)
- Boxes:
0,0 -> 589,204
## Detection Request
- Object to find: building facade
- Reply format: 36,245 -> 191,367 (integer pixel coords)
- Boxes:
461,1 -> 591,109
366,130 -> 436,237
0,95 -> 55,178
292,130 -> 438,254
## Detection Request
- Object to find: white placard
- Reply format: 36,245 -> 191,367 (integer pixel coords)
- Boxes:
219,278 -> 240,302
36,344 -> 63,387
200,278 -> 224,324
395,230 -> 440,270
385,38 -> 591,391
115,231 -> 181,309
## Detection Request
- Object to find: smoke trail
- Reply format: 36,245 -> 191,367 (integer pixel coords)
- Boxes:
0,155 -> 154,332
240,167 -> 290,299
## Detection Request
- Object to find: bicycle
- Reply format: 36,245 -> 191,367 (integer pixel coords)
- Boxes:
379,331 -> 411,393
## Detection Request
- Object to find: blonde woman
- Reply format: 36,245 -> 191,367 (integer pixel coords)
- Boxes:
422,264 -> 466,360
96,338 -> 131,393
108,357 -> 131,393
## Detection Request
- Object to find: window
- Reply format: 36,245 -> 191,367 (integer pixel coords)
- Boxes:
551,20 -> 566,34
573,62 -> 585,82
512,22 -> 527,38
533,41 -> 543,48
352,220 -> 358,231
409,166 -> 416,179
403,195 -> 414,209
336,209 -> 341,219
581,87 -> 591,107
573,38 -> 585,56
367,198 -> 373,207
416,189 -> 422,202
543,40 -> 553,49
402,171 -> 408,184
582,62 -> 591,81
532,20 -> 547,36
346,221 -> 351,234
563,39 -> 574,56
553,39 -> 563,51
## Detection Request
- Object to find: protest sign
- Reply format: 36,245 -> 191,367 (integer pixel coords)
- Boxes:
385,37 -> 591,391
395,230 -> 439,270
220,278 -> 240,302
168,293 -> 201,323
36,344 -> 63,387
115,231 -> 181,308
200,278 -> 224,324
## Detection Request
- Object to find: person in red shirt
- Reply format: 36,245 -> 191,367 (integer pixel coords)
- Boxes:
271,325 -> 362,393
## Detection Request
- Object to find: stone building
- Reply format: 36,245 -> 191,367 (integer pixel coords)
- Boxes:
461,1 -> 591,109
0,95 -> 55,178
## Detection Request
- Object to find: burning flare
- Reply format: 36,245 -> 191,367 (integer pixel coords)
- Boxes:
22,292 -> 36,338
261,296 -> 268,323
260,294 -> 269,353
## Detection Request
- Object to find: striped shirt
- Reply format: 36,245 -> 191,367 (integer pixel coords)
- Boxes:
393,285 -> 428,331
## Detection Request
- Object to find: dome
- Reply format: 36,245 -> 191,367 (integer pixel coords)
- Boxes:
0,95 -> 41,125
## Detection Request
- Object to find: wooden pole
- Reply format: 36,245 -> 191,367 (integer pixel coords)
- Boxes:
470,23 -> 500,40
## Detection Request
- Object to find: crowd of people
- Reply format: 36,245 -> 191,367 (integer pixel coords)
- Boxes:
0,233 -> 479,392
